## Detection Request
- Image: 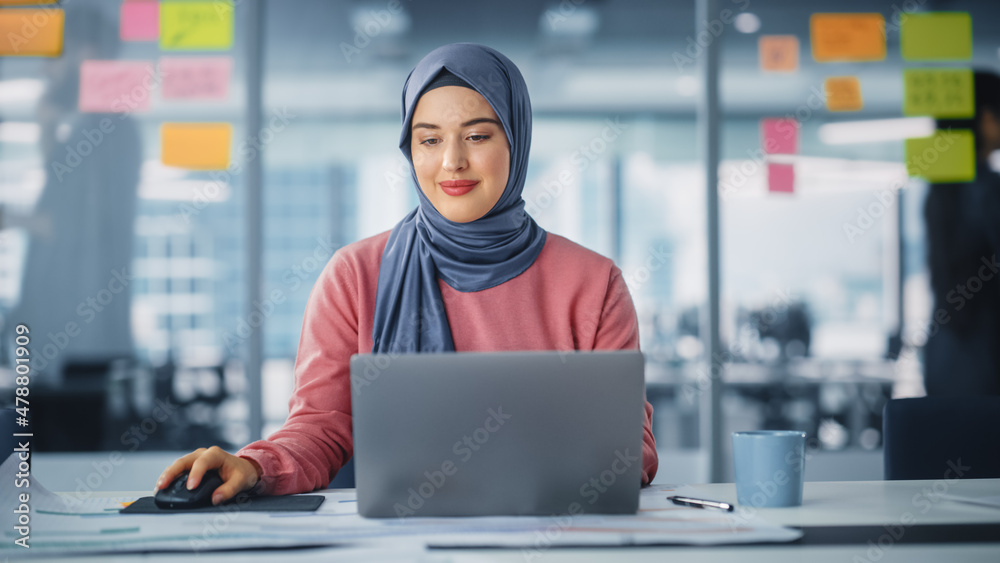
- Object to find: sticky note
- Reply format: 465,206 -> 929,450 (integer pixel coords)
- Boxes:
824,76 -> 863,112
78,60 -> 154,113
810,13 -> 885,62
900,12 -> 972,61
762,118 -> 798,155
0,8 -> 63,56
161,123 -> 232,170
121,0 -> 159,42
759,35 -> 799,72
903,68 -> 974,118
160,1 -> 234,51
768,163 -> 795,194
905,130 -> 975,183
160,57 -> 232,100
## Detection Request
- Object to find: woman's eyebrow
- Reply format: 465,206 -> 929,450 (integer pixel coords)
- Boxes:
461,117 -> 501,128
412,117 -> 501,131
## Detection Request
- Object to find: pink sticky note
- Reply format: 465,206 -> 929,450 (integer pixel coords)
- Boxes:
120,1 -> 159,42
768,163 -> 795,193
160,57 -> 232,100
78,60 -> 155,113
761,118 -> 799,155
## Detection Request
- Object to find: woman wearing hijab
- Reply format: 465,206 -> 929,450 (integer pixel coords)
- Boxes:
155,43 -> 658,505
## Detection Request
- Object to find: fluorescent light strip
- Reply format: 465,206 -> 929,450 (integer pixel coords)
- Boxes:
818,117 -> 935,145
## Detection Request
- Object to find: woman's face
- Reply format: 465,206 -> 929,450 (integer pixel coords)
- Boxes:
410,86 -> 510,223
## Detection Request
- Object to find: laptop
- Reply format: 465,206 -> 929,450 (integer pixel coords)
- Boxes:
349,350 -> 646,518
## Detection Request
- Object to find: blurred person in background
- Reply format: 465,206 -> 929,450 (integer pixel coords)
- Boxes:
923,70 -> 1000,396
5,6 -> 141,381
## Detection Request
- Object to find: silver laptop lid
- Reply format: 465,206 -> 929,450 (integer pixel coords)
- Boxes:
350,350 -> 645,518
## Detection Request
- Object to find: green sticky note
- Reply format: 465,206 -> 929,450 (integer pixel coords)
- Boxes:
160,1 -> 234,51
903,68 -> 974,118
905,130 -> 975,183
901,12 -> 972,61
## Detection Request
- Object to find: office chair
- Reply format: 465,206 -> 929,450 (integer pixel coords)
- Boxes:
883,396 -> 1000,480
329,457 -> 355,489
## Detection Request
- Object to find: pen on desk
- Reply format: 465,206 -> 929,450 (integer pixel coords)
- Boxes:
667,495 -> 734,512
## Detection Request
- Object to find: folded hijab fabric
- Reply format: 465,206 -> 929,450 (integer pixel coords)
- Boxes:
371,43 -> 547,354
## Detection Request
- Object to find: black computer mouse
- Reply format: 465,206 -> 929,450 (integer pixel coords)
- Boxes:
154,469 -> 224,509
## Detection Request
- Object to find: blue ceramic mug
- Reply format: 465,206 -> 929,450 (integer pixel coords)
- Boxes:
732,430 -> 806,508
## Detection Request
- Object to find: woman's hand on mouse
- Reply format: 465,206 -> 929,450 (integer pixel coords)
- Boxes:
155,446 -> 263,505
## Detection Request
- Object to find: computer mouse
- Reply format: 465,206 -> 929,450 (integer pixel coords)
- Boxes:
154,469 -> 224,509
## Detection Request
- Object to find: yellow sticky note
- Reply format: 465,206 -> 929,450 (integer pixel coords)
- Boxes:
900,12 -> 972,61
161,123 -> 232,170
810,13 -> 885,62
903,68 -> 974,118
825,76 -> 863,112
905,130 -> 975,183
0,8 -> 63,56
759,35 -> 799,72
160,1 -> 234,51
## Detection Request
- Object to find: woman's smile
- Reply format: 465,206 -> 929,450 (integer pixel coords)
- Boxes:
439,179 -> 479,196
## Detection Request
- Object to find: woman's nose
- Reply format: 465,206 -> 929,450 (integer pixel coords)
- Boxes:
441,140 -> 467,172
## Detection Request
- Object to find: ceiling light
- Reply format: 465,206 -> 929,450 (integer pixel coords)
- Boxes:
818,117 -> 935,145
734,13 -> 761,34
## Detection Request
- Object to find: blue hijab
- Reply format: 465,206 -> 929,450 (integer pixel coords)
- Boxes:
371,43 -> 547,353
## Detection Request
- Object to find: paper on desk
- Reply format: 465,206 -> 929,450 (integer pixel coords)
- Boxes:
0,455 -> 359,558
939,493 -> 1000,509
1,453 -> 800,558
418,485 -> 803,548
234,485 -> 802,548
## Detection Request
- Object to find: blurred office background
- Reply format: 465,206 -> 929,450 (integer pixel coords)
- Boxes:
0,0 -> 997,489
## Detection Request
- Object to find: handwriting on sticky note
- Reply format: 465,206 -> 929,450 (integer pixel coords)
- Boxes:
161,123 -> 232,170
762,118 -> 798,155
160,1 -> 234,51
160,57 -> 232,100
768,163 -> 795,194
79,60 -> 155,113
810,13 -> 885,62
903,68 -> 974,118
120,0 -> 159,42
905,130 -> 975,183
0,8 -> 63,56
900,12 -> 972,61
759,35 -> 799,72
824,76 -> 863,112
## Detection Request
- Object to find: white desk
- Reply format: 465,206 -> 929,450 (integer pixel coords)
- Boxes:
23,479 -> 1000,562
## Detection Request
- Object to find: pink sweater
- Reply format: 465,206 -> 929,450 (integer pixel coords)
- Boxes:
237,230 -> 658,494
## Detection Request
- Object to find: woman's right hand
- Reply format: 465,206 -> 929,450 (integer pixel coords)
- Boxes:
154,446 -> 262,505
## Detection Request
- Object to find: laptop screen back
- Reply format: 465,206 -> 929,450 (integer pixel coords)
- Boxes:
350,351 -> 645,518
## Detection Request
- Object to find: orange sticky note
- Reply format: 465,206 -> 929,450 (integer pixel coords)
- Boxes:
824,76 -> 863,112
759,35 -> 799,72
161,123 -> 232,170
0,8 -> 64,56
810,13 -> 885,62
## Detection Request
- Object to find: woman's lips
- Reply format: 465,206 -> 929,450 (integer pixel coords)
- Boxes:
439,179 -> 478,196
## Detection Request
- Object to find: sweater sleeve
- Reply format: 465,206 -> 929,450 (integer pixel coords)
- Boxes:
593,264 -> 659,486
236,252 -> 359,495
